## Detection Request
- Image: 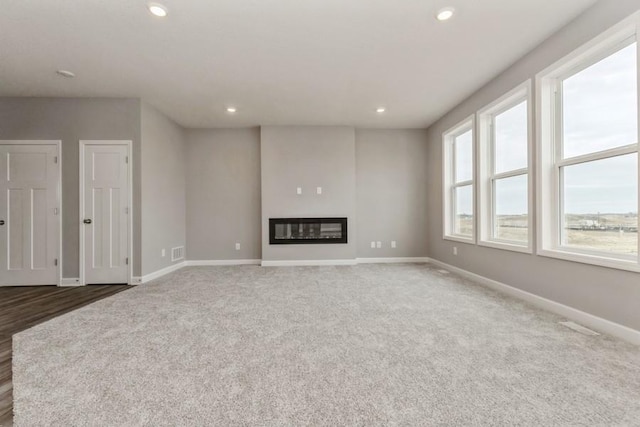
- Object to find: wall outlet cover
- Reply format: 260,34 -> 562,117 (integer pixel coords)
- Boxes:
391,241 -> 397,248
376,241 -> 382,248
370,241 -> 376,248
235,243 -> 241,250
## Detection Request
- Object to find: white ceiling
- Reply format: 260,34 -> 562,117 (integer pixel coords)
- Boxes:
0,0 -> 597,128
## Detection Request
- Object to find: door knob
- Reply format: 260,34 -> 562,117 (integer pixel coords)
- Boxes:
83,219 -> 92,224
0,220 -> 4,226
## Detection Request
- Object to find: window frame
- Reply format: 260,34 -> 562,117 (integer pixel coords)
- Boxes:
478,81 -> 533,254
536,14 -> 640,272
443,115 -> 476,244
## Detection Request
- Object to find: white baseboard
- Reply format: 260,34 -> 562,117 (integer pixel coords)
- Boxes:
60,278 -> 82,287
186,259 -> 261,266
356,257 -> 429,264
261,259 -> 358,267
427,257 -> 640,345
134,261 -> 187,284
261,258 -> 428,267
182,258 -> 430,267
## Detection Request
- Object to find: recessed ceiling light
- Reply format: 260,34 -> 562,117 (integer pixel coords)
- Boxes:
436,7 -> 455,21
226,106 -> 237,113
148,3 -> 168,17
376,107 -> 386,113
56,69 -> 75,78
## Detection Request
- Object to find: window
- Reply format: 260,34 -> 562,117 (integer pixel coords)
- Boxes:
537,19 -> 639,271
478,82 -> 532,252
443,117 -> 475,242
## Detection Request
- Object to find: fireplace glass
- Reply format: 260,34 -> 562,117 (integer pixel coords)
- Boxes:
269,218 -> 347,244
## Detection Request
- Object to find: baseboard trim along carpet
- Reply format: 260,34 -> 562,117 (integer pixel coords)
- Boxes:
132,261 -> 187,285
261,259 -> 359,267
356,257 -> 429,264
133,260 -> 262,284
262,257 -> 429,267
186,259 -> 262,267
427,257 -> 640,345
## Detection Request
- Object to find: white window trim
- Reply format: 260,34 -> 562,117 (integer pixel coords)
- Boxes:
443,115 -> 476,244
536,12 -> 640,273
477,80 -> 533,254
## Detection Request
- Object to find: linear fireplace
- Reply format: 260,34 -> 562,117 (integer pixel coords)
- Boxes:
269,217 -> 347,244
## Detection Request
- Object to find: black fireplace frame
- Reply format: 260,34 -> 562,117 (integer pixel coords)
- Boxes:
269,217 -> 348,245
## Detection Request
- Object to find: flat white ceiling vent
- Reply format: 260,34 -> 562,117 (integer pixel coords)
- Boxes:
559,321 -> 600,336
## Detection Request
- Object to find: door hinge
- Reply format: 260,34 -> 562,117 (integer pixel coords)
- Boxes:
54,207 -> 59,215
125,156 -> 129,164
125,207 -> 129,214
54,258 -> 58,266
126,257 -> 129,265
54,156 -> 58,164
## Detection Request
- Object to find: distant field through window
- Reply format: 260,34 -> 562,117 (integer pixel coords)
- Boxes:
453,130 -> 473,237
478,82 -> 531,252
537,20 -> 639,271
443,118 -> 475,242
559,41 -> 638,256
562,154 -> 638,255
495,173 -> 528,242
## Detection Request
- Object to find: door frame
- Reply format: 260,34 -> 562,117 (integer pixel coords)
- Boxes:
79,140 -> 133,286
0,140 -> 62,286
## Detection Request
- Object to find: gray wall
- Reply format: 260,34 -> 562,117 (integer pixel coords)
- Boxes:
356,129 -> 429,258
0,97 -> 142,278
425,0 -> 640,330
261,126 -> 356,261
140,103 -> 186,275
185,128 -> 262,260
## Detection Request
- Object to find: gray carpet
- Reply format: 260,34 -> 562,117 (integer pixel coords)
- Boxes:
12,264 -> 640,425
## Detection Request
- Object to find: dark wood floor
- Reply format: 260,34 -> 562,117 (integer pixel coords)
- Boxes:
0,285 -> 130,425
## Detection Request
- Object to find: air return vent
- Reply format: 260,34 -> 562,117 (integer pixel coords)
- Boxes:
171,246 -> 184,262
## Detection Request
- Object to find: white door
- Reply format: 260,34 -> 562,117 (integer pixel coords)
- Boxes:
82,143 -> 129,284
0,143 -> 60,286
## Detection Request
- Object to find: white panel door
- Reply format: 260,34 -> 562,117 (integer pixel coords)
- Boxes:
0,144 -> 59,286
82,144 -> 129,284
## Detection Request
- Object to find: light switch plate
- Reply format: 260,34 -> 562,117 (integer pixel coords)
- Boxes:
376,241 -> 382,248
370,241 -> 376,248
391,241 -> 396,248
235,243 -> 241,250
316,187 -> 322,194
296,187 -> 302,195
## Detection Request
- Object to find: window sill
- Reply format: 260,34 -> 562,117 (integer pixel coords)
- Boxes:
443,234 -> 476,245
537,248 -> 640,273
478,239 -> 532,254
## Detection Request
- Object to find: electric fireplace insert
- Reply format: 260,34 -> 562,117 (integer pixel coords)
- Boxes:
269,217 -> 347,244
